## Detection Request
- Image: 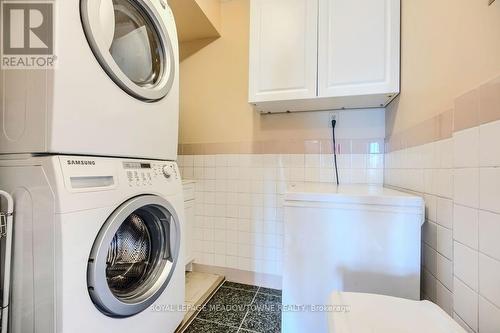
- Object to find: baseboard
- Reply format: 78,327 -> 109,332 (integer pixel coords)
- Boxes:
192,263 -> 282,289
176,272 -> 225,332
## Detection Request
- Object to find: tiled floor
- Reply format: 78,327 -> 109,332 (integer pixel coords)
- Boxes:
184,281 -> 282,333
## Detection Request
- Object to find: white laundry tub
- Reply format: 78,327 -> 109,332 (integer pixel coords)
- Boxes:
282,184 -> 425,333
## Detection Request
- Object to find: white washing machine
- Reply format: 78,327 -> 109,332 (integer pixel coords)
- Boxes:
0,0 -> 179,160
0,155 -> 185,333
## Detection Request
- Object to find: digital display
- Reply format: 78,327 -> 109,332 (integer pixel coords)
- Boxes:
123,162 -> 152,169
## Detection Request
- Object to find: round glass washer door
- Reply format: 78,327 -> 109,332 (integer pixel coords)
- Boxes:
81,0 -> 175,101
87,195 -> 180,317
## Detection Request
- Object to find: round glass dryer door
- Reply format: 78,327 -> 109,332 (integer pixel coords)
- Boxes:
87,196 -> 180,317
81,0 -> 175,101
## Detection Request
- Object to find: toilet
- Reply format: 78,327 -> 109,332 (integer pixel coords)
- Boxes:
328,292 -> 466,333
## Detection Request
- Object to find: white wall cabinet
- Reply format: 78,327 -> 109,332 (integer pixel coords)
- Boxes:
317,0 -> 400,98
249,0 -> 400,113
248,0 -> 318,102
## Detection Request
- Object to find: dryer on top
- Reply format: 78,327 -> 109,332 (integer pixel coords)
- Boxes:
0,0 -> 179,160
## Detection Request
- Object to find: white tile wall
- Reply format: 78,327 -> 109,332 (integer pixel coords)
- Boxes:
438,138 -> 454,169
180,153 -> 383,276
436,280 -> 454,314
436,253 -> 453,290
455,312 -> 476,333
423,220 -> 437,248
454,277 -> 479,332
454,168 -> 480,208
454,204 -> 479,250
478,210 -> 500,261
437,226 -> 453,259
454,241 -> 479,291
479,121 -> 500,167
423,268 -> 437,301
479,168 -> 500,214
424,243 -> 438,276
454,128 -> 480,168
479,296 -> 500,333
437,198 -> 454,229
385,119 -> 500,332
173,106 -> 500,329
478,254 -> 500,308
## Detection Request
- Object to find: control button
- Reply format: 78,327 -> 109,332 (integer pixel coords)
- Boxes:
159,0 -> 167,9
126,171 -> 133,182
162,165 -> 171,179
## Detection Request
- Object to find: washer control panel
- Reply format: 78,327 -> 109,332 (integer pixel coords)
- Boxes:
123,161 -> 179,187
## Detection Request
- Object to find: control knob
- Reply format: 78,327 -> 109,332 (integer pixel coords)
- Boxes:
162,165 -> 172,179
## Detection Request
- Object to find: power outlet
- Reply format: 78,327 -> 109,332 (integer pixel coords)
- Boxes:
329,112 -> 339,127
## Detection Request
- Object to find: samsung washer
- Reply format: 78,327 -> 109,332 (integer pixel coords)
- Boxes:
87,195 -> 180,317
0,155 -> 185,333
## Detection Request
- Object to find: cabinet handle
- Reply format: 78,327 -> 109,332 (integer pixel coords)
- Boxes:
489,0 -> 496,5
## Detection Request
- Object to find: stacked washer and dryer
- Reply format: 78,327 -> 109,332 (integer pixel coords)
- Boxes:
0,1 -> 184,332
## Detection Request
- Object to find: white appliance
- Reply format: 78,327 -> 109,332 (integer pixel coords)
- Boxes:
283,183 -> 424,333
0,155 -> 185,333
0,191 -> 14,333
0,0 -> 179,160
328,292 -> 466,333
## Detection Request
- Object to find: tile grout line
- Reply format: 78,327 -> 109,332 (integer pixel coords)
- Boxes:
194,317 -> 241,331
236,328 -> 261,333
453,311 -> 475,332
237,287 -> 260,333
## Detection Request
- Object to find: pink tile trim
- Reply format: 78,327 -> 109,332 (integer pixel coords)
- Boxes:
386,74 -> 500,153
480,76 -> 500,125
178,138 -> 384,155
454,89 -> 480,132
439,109 -> 454,139
304,140 -> 321,154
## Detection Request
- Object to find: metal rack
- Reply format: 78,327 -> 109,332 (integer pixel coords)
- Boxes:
0,191 -> 13,333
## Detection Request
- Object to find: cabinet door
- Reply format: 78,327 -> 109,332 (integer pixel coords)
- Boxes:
184,199 -> 195,265
249,0 -> 318,103
318,0 -> 400,98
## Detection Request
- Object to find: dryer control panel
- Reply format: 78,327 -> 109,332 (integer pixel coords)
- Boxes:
123,161 -> 179,187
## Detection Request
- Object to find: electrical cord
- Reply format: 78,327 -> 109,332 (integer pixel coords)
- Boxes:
332,119 -> 339,185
